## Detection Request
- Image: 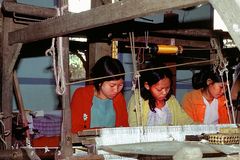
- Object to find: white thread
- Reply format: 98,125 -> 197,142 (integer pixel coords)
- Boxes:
44,146 -> 50,153
170,38 -> 175,45
144,30 -> 149,48
44,6 -> 67,95
129,32 -> 143,126
56,37 -> 66,95
94,124 -> 237,146
45,38 -> 66,95
211,38 -> 236,124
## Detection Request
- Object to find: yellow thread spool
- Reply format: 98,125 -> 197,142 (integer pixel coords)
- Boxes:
156,45 -> 182,54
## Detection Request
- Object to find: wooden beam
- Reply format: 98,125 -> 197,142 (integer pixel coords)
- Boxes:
70,155 -> 104,160
2,1 -> 57,18
8,43 -> 22,75
58,37 -> 72,159
0,14 -> 18,149
89,43 -> 112,67
88,0 -> 112,80
154,29 -> 214,38
9,0 -> 208,44
91,0 -> 112,8
13,71 -> 31,142
56,1 -> 73,159
114,36 -> 211,48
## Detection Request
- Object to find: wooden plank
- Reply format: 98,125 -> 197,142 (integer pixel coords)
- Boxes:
2,1 -> 57,18
0,2 -> 24,147
88,0 -> 112,79
154,29 -> 215,38
0,1 -> 25,148
70,155 -> 104,160
7,43 -> 22,76
91,0 -> 112,8
9,0 -> 208,44
78,129 -> 101,137
115,36 -> 211,48
88,43 -> 112,73
13,71 -> 31,144
55,2 -> 72,160
0,13 -> 3,113
59,36 -> 73,158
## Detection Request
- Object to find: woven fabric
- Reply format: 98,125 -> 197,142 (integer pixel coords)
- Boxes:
33,114 -> 62,138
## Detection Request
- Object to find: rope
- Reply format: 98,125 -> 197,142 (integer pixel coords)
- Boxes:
0,119 -> 7,150
134,31 -> 149,65
220,68 -> 234,124
45,6 -> 67,95
0,113 -> 11,150
129,32 -> 142,126
45,38 -> 66,95
211,38 -> 236,124
144,30 -> 149,49
137,48 -> 145,64
56,37 -> 67,95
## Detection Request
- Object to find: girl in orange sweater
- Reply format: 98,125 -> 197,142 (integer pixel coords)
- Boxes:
182,66 -> 230,124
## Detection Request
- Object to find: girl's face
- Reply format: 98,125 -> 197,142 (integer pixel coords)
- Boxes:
97,79 -> 124,99
145,77 -> 171,101
208,81 -> 226,98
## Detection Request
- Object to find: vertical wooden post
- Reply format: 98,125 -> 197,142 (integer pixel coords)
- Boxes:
56,0 -> 73,159
59,37 -> 72,159
0,8 -> 3,113
88,43 -> 112,70
88,0 -> 112,77
0,9 -> 21,149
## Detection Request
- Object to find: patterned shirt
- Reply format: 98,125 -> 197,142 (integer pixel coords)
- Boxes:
147,103 -> 172,126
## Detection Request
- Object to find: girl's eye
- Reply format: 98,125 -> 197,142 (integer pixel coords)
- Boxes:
110,84 -> 115,87
157,88 -> 170,92
157,89 -> 163,92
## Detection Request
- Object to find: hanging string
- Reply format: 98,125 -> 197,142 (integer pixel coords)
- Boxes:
219,66 -> 235,124
144,30 -> 149,49
45,6 -> 67,95
129,32 -> 143,126
56,37 -> 67,95
135,30 -> 149,65
137,48 -> 145,64
211,38 -> 236,124
0,119 -> 7,150
129,32 -> 139,126
45,38 -> 66,95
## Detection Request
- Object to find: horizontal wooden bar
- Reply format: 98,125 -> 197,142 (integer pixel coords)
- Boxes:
9,0 -> 208,44
2,1 -> 57,18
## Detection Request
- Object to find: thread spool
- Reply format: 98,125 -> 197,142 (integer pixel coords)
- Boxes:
148,45 -> 183,55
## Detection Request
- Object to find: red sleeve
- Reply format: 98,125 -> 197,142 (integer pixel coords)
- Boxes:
71,88 -> 83,133
71,86 -> 94,133
114,93 -> 129,127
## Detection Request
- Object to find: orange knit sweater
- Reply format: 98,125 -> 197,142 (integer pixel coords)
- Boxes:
182,89 -> 230,124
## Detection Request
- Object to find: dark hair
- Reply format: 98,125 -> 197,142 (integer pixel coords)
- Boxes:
90,55 -> 125,91
140,64 -> 173,112
192,65 -> 229,89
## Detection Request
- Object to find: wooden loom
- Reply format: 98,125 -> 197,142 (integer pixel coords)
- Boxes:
72,124 -> 240,159
1,1 -> 240,159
